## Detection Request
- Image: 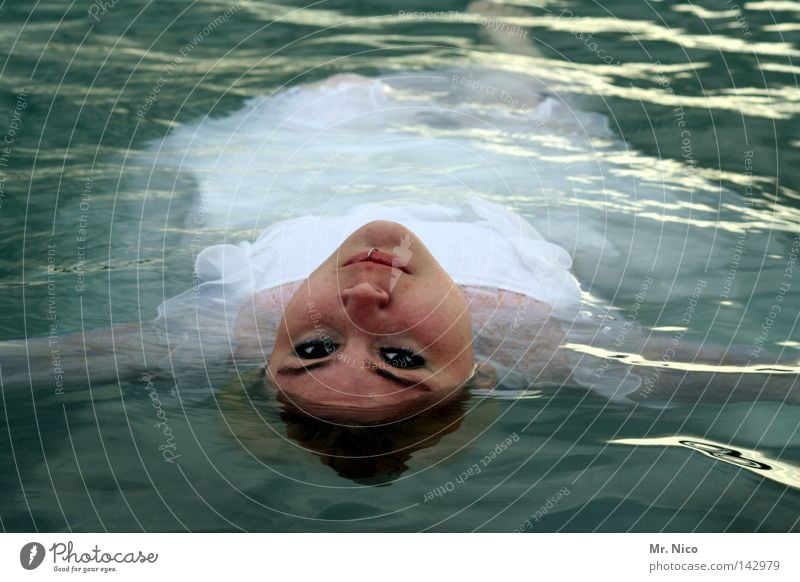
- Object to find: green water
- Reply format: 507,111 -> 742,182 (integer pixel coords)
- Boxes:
1,0 -> 799,532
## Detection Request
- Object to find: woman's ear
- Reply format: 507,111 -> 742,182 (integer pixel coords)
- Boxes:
473,361 -> 497,391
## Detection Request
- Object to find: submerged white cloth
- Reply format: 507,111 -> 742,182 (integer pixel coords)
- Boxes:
149,71 -> 652,403
157,198 -> 581,372
156,199 -> 644,404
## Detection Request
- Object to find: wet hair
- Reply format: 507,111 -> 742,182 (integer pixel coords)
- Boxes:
280,399 -> 468,484
216,367 -> 478,484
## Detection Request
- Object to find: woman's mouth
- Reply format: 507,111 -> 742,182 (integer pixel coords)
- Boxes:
343,250 -> 410,273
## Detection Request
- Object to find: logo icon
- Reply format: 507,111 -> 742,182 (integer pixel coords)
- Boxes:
20,542 -> 46,570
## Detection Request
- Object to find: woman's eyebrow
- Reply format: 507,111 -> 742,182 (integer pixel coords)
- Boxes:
276,361 -> 332,376
372,366 -> 431,390
276,360 -> 430,390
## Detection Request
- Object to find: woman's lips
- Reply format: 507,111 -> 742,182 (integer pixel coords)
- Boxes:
343,250 -> 410,273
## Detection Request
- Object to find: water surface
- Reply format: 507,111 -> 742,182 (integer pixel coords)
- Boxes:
1,0 -> 799,532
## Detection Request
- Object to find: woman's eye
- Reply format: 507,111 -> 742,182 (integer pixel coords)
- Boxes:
294,340 -> 337,359
380,347 -> 425,369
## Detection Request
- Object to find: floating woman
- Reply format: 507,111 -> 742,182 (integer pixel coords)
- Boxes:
1,9 -> 797,432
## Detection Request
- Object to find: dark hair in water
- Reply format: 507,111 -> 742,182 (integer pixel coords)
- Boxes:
217,367 -> 478,484
280,399 -> 468,484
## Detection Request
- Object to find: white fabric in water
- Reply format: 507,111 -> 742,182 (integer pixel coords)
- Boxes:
148,72 -> 651,403
157,199 -> 644,403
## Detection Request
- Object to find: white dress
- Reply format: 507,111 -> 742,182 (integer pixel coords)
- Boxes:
144,71 -> 653,402
156,199 -> 643,402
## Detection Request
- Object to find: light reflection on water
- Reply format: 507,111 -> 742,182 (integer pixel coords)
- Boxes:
609,435 -> 800,490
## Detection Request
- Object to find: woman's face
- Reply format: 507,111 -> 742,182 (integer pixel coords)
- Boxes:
267,220 -> 475,423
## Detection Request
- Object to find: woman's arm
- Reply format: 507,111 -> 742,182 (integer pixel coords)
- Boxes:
567,333 -> 800,405
628,363 -> 800,405
629,335 -> 800,405
0,322 -> 168,393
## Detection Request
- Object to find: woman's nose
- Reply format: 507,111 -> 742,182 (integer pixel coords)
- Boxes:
341,283 -> 390,313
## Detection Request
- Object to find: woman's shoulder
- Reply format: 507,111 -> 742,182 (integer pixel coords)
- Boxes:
461,285 -> 574,386
462,285 -> 567,322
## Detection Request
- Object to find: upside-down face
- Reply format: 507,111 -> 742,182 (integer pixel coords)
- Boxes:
267,220 -> 475,423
